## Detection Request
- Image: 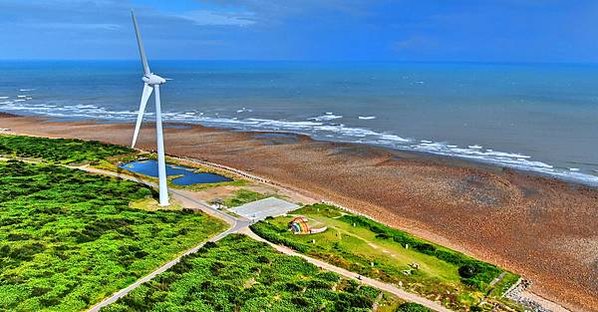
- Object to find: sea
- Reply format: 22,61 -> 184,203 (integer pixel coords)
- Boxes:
1,60 -> 597,186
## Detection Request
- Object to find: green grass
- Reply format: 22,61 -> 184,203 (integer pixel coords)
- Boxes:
251,204 -> 521,311
0,134 -> 134,164
223,189 -> 268,208
178,178 -> 248,192
0,160 -> 227,311
103,234 -> 402,312
489,272 -> 520,298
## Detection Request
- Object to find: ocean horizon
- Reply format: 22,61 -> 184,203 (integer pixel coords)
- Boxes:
1,60 -> 597,186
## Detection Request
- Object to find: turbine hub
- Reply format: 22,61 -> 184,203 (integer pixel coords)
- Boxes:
143,73 -> 166,85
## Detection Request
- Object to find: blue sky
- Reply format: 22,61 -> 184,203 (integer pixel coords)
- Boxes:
1,0 -> 598,62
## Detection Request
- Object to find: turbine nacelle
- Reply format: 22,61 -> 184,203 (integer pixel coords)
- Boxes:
143,74 -> 166,85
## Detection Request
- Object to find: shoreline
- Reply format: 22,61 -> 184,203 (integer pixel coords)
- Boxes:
1,113 -> 597,312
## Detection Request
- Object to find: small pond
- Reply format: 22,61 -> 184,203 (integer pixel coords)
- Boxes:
119,160 -> 233,186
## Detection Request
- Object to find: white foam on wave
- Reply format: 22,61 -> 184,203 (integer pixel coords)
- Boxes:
236,107 -> 253,113
309,114 -> 343,122
2,100 -> 598,187
75,104 -> 97,109
19,88 -> 35,92
358,116 -> 376,120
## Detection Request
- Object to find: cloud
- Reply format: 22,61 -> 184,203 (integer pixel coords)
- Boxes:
178,10 -> 256,26
22,23 -> 122,31
392,36 -> 437,52
194,0 -> 375,25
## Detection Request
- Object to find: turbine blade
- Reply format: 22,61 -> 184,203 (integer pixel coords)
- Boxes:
131,11 -> 151,76
131,83 -> 153,148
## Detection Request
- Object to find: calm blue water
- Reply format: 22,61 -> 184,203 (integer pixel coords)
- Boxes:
1,60 -> 598,185
119,160 -> 232,185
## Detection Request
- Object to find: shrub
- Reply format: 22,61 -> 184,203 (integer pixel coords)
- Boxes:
396,302 -> 432,312
459,264 -> 478,278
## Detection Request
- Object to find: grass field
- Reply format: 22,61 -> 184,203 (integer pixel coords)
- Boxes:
103,234 -> 406,312
222,189 -> 268,208
0,160 -> 227,311
251,204 -> 521,311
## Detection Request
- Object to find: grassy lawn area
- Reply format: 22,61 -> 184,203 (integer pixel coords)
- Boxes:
222,189 -> 268,208
103,234 -> 404,312
128,197 -> 185,211
250,204 -> 521,311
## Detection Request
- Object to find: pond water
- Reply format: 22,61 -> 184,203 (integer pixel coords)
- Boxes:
119,160 -> 233,186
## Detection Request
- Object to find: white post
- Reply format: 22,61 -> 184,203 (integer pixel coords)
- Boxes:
153,84 -> 169,206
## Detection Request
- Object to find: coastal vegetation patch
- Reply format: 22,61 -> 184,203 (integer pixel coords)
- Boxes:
103,234 -> 402,312
251,204 -> 521,311
0,160 -> 226,311
0,134 -> 134,164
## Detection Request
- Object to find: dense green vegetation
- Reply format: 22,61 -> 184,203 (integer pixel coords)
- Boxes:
104,234 -> 401,312
0,134 -> 134,164
223,189 -> 268,207
395,302 -> 431,312
251,204 -> 521,311
0,160 -> 227,311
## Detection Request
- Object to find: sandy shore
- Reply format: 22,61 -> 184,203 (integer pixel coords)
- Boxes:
1,114 -> 597,312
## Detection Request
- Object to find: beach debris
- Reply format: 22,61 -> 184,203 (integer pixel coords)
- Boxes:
0,128 -> 11,132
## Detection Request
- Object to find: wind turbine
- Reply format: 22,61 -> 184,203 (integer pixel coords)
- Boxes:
130,11 -> 169,206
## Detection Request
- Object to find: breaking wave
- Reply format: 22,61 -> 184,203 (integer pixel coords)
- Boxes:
1,98 -> 597,186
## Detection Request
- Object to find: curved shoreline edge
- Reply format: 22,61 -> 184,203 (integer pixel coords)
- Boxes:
1,113 -> 597,312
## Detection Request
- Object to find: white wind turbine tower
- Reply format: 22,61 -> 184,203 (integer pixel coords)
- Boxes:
130,11 -> 169,206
